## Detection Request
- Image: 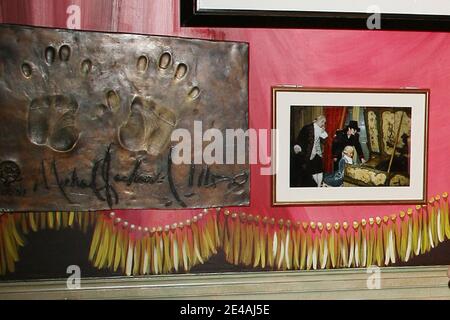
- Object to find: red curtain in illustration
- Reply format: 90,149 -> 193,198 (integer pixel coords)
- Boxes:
324,107 -> 347,173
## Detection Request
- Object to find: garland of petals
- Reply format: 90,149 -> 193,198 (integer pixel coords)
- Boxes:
0,193 -> 449,276
88,211 -> 220,275
219,193 -> 450,270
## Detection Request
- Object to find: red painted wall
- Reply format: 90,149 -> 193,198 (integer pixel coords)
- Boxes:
1,0 -> 449,228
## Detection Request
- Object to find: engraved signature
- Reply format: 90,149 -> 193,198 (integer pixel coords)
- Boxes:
3,144 -> 248,209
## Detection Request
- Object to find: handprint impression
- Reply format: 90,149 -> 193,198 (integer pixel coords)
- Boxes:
27,95 -> 79,152
117,52 -> 200,156
23,40 -> 201,157
23,44 -> 80,153
118,96 -> 176,156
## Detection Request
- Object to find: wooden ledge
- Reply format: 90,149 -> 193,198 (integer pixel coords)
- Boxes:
0,266 -> 449,300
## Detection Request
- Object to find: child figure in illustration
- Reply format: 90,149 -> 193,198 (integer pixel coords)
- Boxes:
323,145 -> 354,187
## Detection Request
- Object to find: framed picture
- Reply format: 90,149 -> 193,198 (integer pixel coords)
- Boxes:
272,87 -> 429,205
181,0 -> 450,31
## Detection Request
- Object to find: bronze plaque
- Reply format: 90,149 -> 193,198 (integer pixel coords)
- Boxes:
0,24 -> 249,211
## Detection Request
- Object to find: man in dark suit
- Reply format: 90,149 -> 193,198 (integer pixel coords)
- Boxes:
332,120 -> 366,171
291,115 -> 328,187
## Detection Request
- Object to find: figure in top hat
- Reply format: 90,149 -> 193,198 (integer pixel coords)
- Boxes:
331,120 -> 366,171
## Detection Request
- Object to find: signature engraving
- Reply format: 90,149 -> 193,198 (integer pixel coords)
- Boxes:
185,162 -> 249,196
114,159 -> 164,186
3,144 -> 248,209
51,144 -> 119,208
168,147 -> 187,208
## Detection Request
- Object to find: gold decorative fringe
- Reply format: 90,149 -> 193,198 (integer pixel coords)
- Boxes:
0,211 -> 95,275
0,214 -> 25,275
220,193 -> 450,271
88,210 -> 220,275
16,211 -> 95,234
1,192 -> 450,276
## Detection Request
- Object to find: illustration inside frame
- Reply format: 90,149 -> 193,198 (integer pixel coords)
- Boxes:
273,88 -> 428,205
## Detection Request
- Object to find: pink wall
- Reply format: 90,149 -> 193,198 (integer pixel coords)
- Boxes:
1,0 -> 449,227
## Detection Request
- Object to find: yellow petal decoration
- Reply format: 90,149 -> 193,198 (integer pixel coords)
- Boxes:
1,193 -> 450,276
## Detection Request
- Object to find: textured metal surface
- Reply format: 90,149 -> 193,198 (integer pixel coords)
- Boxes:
0,24 -> 249,211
